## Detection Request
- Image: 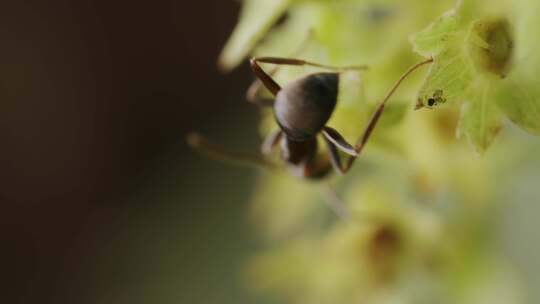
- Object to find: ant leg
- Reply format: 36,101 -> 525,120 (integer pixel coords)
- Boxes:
320,183 -> 350,221
252,57 -> 368,72
248,56 -> 367,105
354,59 -> 434,152
249,58 -> 283,96
246,76 -> 277,107
247,29 -> 314,106
321,126 -> 357,156
260,129 -> 283,155
322,134 -> 346,175
249,55 -> 368,103
187,132 -> 275,169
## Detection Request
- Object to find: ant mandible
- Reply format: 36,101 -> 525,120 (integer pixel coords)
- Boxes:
188,56 -> 433,180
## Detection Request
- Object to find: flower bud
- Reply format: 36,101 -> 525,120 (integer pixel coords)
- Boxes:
467,17 -> 513,78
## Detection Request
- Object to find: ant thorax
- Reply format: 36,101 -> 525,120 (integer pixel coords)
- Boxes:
279,136 -> 317,165
274,72 -> 339,141
279,136 -> 332,179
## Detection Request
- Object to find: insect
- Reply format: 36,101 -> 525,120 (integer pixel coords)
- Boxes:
188,56 -> 433,180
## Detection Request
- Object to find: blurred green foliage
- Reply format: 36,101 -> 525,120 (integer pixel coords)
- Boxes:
218,0 -> 540,303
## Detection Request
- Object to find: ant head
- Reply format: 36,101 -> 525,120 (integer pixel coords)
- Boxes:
274,72 -> 339,141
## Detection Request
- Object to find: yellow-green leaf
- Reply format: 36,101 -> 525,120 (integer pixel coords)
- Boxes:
457,83 -> 503,152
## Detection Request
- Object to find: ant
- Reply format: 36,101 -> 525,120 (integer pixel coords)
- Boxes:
188,56 -> 432,177
188,53 -> 432,217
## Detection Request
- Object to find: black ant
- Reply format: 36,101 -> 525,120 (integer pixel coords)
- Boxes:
187,55 -> 432,218
188,56 -> 432,178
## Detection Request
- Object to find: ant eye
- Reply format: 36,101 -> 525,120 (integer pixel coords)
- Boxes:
427,98 -> 436,106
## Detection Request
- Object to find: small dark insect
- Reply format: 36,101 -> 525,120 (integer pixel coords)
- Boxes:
188,56 -> 432,179
426,89 -> 445,107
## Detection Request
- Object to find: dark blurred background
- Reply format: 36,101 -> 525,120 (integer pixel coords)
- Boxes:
1,1 -> 263,303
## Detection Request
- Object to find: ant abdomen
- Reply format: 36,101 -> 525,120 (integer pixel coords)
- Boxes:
274,72 -> 339,141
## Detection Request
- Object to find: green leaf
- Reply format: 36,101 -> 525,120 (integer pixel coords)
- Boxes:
410,8 -> 460,57
416,48 -> 473,109
494,77 -> 540,135
218,0 -> 291,71
457,83 -> 503,153
411,0 -> 540,151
